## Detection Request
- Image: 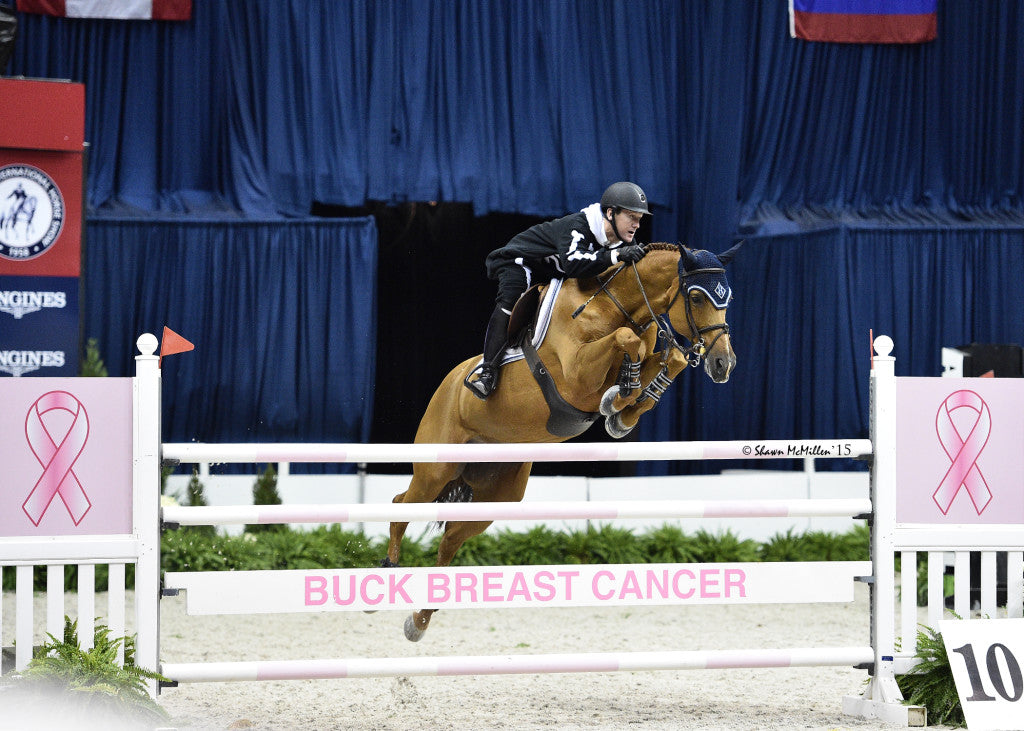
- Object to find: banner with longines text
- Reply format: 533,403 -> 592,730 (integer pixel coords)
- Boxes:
0,79 -> 85,377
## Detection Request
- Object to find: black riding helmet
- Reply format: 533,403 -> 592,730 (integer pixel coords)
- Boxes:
600,181 -> 651,216
601,181 -> 650,244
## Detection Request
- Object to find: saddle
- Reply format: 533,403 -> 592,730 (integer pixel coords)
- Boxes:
506,285 -> 600,439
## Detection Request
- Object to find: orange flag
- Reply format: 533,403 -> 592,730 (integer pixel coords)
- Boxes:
159,326 -> 194,367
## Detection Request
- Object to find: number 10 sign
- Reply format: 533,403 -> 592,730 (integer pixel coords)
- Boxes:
940,619 -> 1024,730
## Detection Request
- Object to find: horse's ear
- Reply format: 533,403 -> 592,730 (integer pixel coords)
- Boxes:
717,240 -> 745,266
679,244 -> 699,270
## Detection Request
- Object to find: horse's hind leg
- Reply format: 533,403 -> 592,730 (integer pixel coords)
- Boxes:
404,461 -> 532,642
385,461 -> 461,566
404,518 -> 494,641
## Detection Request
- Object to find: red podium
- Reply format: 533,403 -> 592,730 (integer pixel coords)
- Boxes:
0,78 -> 85,376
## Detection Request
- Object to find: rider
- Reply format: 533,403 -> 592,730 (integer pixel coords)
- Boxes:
464,181 -> 651,400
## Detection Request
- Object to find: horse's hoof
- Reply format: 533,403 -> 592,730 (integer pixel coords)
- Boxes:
599,386 -> 622,417
404,614 -> 425,642
604,412 -> 635,439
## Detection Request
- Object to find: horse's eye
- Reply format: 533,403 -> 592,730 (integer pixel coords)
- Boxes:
689,292 -> 704,305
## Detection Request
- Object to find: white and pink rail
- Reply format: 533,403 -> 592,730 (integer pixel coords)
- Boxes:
4,333 -> 1024,728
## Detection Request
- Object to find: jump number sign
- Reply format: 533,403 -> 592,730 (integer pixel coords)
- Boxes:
940,619 -> 1024,730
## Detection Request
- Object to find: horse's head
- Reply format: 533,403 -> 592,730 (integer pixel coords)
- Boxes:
663,243 -> 740,383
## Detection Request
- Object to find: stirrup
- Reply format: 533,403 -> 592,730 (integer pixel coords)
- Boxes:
464,363 -> 498,400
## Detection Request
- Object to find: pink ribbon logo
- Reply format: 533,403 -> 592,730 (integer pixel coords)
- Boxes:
23,391 -> 92,527
933,389 -> 993,515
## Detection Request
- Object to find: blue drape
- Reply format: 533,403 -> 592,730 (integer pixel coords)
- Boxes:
83,217 -> 378,448
8,1 -> 1024,459
10,1 -> 1023,245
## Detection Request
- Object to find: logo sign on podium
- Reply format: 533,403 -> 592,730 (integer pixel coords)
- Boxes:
941,619 -> 1024,731
896,378 -> 1024,525
0,78 -> 85,378
0,378 -> 133,537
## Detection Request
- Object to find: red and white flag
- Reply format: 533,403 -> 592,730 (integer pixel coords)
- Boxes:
16,0 -> 191,21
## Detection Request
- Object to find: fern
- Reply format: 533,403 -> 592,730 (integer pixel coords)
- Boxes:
1,617 -> 169,726
896,623 -> 965,727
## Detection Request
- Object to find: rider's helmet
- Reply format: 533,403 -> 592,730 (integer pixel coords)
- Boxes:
600,182 -> 651,216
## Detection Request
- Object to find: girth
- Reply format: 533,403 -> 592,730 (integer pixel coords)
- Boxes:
519,328 -> 600,438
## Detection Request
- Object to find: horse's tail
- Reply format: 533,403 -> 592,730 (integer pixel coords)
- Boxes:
431,478 -> 473,531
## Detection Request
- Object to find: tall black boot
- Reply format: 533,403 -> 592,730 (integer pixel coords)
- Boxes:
465,307 -> 510,399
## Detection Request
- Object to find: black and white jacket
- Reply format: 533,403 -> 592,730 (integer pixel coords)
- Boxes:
485,203 -> 628,282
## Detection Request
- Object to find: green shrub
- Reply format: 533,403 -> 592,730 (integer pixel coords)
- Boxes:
688,528 -> 759,563
246,464 -> 284,534
80,338 -> 108,377
0,617 -> 168,728
639,524 -> 698,563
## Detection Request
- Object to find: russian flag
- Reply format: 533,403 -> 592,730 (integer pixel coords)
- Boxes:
16,0 -> 191,21
790,0 -> 937,44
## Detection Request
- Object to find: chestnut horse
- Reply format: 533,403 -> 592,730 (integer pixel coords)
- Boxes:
385,243 -> 739,640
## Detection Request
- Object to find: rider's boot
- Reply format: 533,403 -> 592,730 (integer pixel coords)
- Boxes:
465,307 -> 510,400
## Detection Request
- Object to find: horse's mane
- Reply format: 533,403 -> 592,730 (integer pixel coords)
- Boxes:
647,242 -> 681,254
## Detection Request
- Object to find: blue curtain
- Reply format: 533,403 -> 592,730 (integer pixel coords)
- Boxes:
83,217 -> 378,448
8,1 -> 1024,459
11,1 -> 1023,247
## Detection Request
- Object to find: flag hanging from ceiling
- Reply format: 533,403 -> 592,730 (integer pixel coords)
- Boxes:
790,0 -> 937,43
16,0 -> 191,21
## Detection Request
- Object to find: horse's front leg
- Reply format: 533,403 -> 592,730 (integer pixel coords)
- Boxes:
604,348 -> 689,437
566,326 -> 646,397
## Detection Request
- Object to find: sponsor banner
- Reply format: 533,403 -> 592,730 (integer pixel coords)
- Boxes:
0,378 -> 133,537
896,377 -> 1024,525
165,561 -> 871,615
0,275 -> 79,376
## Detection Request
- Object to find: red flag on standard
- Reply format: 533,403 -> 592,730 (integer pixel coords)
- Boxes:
159,326 -> 194,367
15,0 -> 192,21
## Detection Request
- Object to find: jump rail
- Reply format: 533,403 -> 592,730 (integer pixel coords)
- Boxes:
162,439 -> 872,465
162,498 -> 873,527
163,646 -> 876,684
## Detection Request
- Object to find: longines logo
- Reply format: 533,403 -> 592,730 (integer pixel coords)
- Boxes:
0,165 -> 65,261
0,289 -> 67,319
0,349 -> 66,377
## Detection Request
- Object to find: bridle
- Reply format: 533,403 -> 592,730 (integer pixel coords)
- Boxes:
571,247 -> 731,369
656,258 -> 732,368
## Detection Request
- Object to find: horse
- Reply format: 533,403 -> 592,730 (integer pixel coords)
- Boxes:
384,242 -> 739,641
1,192 -> 37,241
